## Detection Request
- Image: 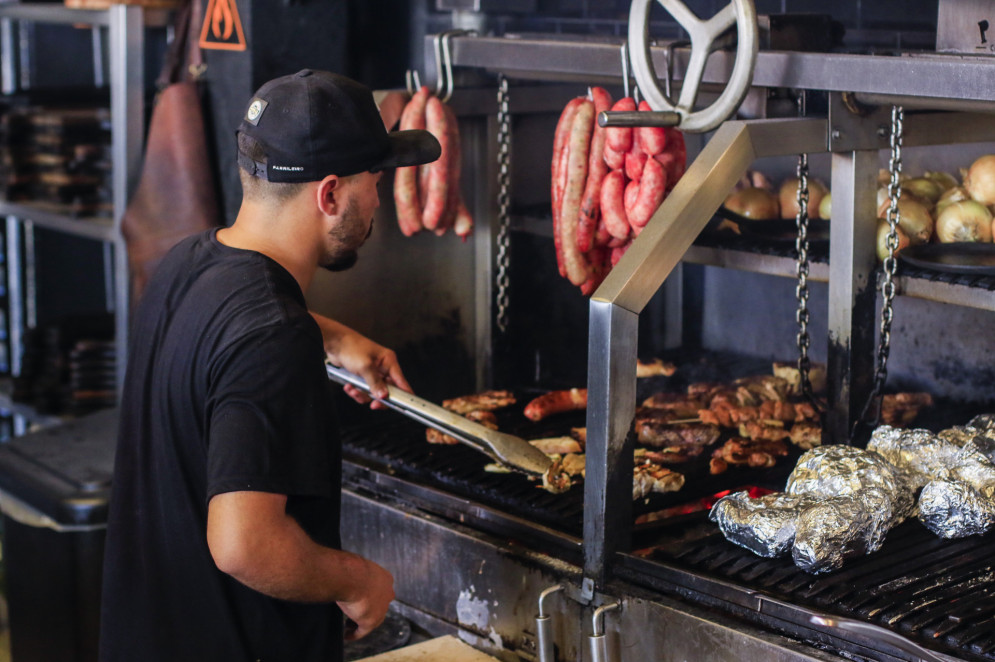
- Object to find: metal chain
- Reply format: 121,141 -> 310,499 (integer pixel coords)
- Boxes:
495,74 -> 512,334
794,152 -> 813,402
855,105 -> 904,434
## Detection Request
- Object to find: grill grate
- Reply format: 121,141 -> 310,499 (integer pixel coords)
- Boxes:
340,351 -> 802,537
633,510 -> 995,661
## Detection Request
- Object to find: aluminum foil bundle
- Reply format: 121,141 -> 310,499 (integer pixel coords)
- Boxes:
792,488 -> 894,574
939,425 -> 983,447
709,491 -> 815,558
967,414 -> 995,433
785,444 -> 916,523
867,425 -> 960,488
918,480 -> 995,538
916,432 -> 995,538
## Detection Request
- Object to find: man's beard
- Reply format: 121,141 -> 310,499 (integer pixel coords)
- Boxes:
321,198 -> 373,272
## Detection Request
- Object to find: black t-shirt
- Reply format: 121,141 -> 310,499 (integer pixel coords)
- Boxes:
99,230 -> 343,662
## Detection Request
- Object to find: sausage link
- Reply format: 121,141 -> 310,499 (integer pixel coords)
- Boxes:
393,86 -> 430,236
600,169 -> 630,240
580,247 -> 609,296
605,97 -> 636,153
435,101 -> 463,235
524,388 -> 588,421
552,98 -> 584,278
453,197 -> 473,240
578,87 -> 613,253
636,100 -> 667,156
559,100 -> 594,286
628,155 -> 668,228
624,144 -> 647,182
610,240 -> 631,266
422,95 -> 452,230
657,127 -> 686,189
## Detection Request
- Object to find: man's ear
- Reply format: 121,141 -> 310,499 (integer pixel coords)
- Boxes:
315,175 -> 340,216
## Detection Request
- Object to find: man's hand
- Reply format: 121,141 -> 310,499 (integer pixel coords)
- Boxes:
310,312 -> 412,408
207,490 -> 395,639
337,558 -> 395,641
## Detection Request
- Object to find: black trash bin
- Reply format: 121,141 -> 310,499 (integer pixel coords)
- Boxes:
0,407 -> 117,662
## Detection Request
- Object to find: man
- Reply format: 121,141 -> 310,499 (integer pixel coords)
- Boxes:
99,69 -> 441,661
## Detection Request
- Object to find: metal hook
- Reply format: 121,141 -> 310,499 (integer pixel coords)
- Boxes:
620,41 -> 632,100
538,584 -> 564,619
433,29 -> 473,103
591,601 -> 621,637
405,69 -> 422,96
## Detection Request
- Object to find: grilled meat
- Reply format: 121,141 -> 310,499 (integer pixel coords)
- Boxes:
524,388 -> 588,421
879,392 -> 934,426
529,436 -> 583,455
641,391 -> 704,418
425,409 -> 498,445
788,421 -> 822,450
709,436 -> 789,474
636,357 -> 677,378
442,389 -> 517,415
633,460 -> 685,499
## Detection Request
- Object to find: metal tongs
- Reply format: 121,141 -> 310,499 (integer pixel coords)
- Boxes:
326,364 -> 553,476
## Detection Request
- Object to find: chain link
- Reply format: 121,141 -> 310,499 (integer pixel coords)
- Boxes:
495,74 -> 512,334
855,105 -> 904,435
794,153 -> 813,402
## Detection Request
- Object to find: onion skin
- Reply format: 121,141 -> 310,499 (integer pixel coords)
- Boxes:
935,199 -> 993,243
779,177 -> 828,220
876,220 -> 911,262
878,196 -> 934,245
724,186 -> 779,219
964,154 -> 995,206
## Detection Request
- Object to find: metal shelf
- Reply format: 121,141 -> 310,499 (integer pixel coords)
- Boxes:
0,2 -> 171,27
445,34 -> 995,108
0,200 -> 115,242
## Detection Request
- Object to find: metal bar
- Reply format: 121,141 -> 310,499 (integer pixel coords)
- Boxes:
5,218 -> 22,378
0,17 -> 16,94
0,202 -> 114,242
109,4 -> 142,394
0,3 -> 171,27
447,35 -> 995,105
826,149 -> 879,445
594,118 -> 826,314
583,299 -> 637,589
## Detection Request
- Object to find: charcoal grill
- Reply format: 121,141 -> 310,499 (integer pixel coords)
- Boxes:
334,5 -> 995,660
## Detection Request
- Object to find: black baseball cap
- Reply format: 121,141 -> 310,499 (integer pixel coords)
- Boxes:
237,68 -> 441,182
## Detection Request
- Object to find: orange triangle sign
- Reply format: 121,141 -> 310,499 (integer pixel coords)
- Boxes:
199,0 -> 247,52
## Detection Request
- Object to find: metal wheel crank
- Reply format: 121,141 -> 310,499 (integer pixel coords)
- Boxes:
627,0 -> 758,132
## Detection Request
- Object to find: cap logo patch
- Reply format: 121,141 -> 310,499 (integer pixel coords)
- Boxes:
245,98 -> 267,125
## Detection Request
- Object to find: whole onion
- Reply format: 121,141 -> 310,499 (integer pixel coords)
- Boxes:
818,192 -> 831,220
925,170 -> 959,192
725,186 -> 779,219
876,220 -> 911,262
964,154 -> 995,205
903,177 -> 944,207
878,196 -> 934,245
935,199 -> 993,243
779,177 -> 828,220
935,186 -> 971,216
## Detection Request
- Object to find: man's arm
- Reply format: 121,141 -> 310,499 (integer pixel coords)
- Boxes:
207,490 -> 394,640
309,311 -> 412,407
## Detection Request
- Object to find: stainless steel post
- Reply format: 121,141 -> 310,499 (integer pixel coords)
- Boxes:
108,4 -> 143,393
535,584 -> 564,662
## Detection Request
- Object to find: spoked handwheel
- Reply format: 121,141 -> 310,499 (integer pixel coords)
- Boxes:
628,0 -> 758,132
